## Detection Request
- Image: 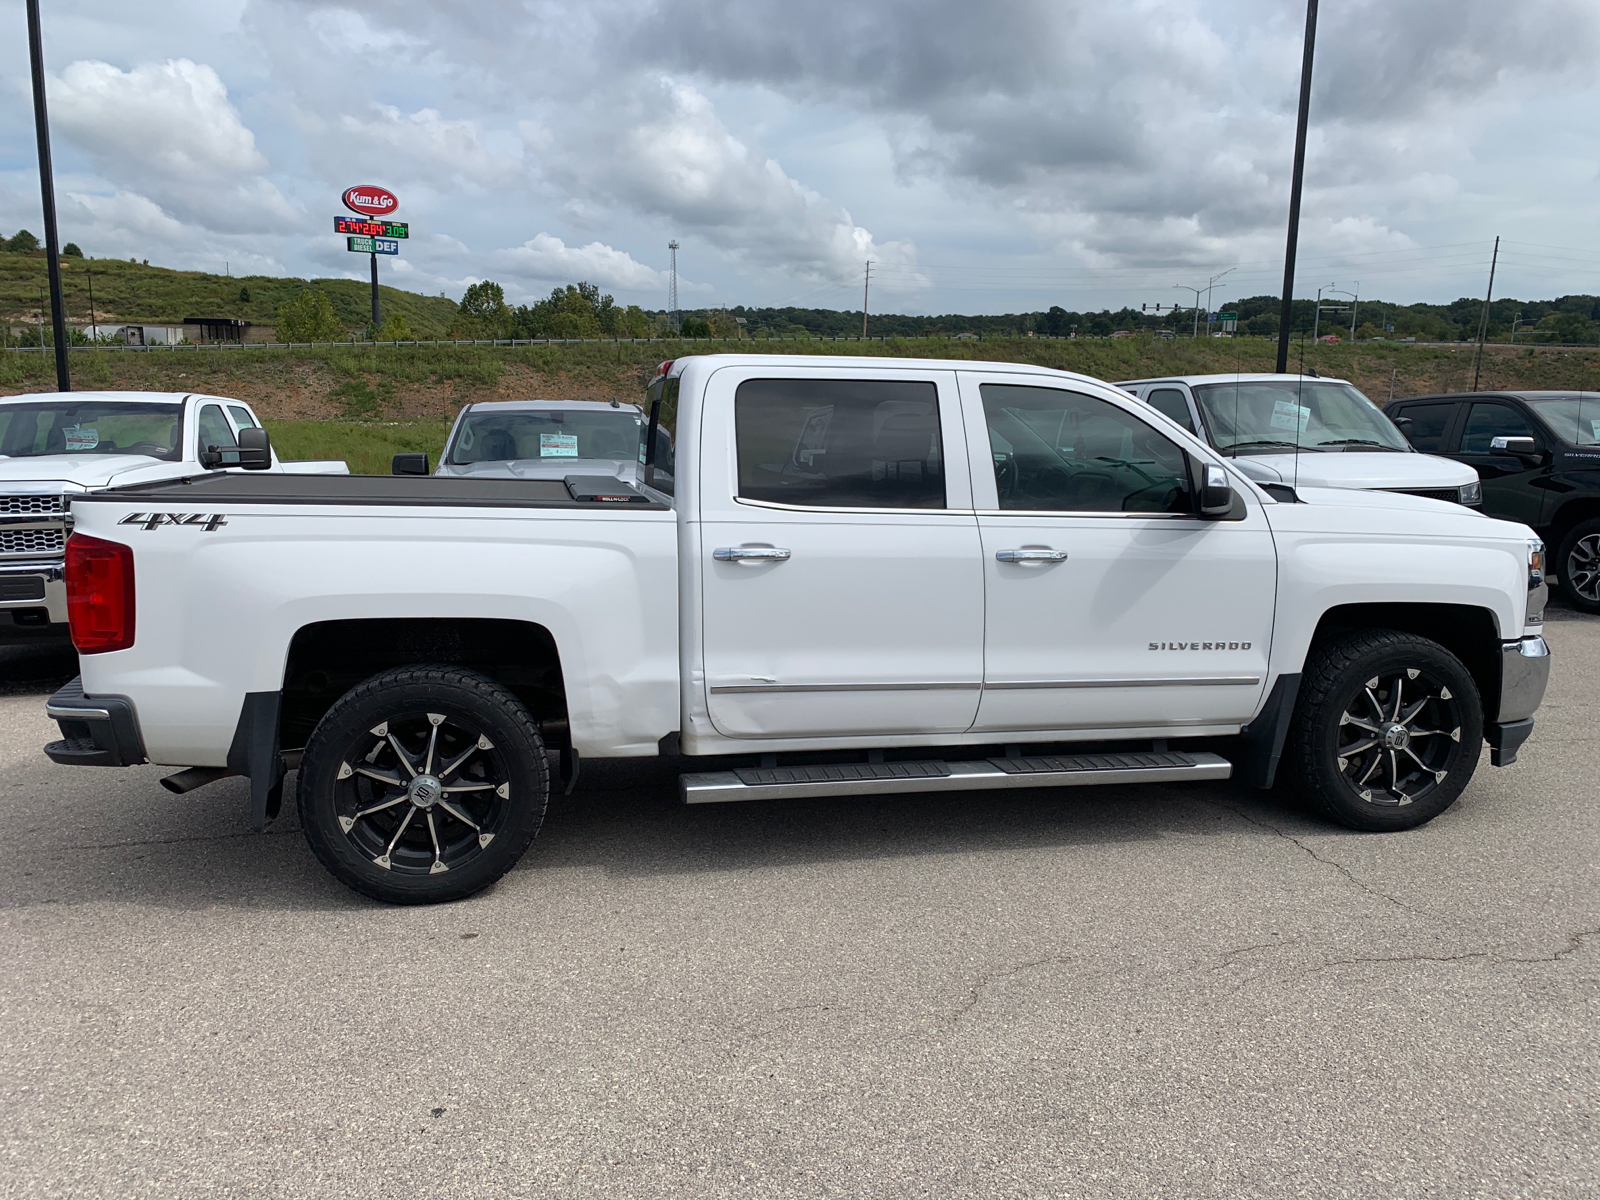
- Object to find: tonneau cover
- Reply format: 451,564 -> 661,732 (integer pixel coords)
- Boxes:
73,471 -> 669,510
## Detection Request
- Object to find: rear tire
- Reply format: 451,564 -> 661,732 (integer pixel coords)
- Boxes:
298,665 -> 549,904
1556,518 -> 1600,614
1286,630 -> 1482,832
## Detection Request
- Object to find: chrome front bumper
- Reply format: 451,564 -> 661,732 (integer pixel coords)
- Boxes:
0,559 -> 67,625
1489,635 -> 1550,766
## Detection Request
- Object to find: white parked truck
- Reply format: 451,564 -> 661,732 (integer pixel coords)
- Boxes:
44,356 -> 1550,904
399,397 -> 646,483
0,390 -> 347,644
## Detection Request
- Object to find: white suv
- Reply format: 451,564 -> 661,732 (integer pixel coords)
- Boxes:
1117,373 -> 1482,505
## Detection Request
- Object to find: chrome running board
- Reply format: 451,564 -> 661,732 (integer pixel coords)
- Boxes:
680,750 -> 1231,804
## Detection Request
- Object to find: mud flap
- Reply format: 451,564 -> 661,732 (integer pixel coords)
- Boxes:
226,691 -> 285,831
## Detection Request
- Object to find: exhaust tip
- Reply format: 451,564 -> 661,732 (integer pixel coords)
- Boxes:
160,766 -> 234,795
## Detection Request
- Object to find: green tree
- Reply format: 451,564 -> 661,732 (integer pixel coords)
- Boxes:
451,280 -> 511,338
62,242 -> 83,257
238,287 -> 251,304
275,289 -> 346,342
6,229 -> 40,253
679,317 -> 713,337
372,313 -> 414,341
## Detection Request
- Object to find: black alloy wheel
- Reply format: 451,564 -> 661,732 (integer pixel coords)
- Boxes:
299,665 -> 549,904
1287,629 -> 1483,831
1557,518 -> 1600,614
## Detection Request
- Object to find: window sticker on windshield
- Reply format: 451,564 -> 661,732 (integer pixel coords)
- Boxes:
540,432 -> 579,457
1589,418 -> 1600,442
1270,400 -> 1311,433
63,425 -> 99,451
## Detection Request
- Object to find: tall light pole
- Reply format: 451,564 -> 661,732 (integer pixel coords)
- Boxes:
861,260 -> 872,339
26,0 -> 70,391
1275,0 -> 1319,374
667,240 -> 679,333
1205,267 -> 1235,336
1173,284 -> 1203,338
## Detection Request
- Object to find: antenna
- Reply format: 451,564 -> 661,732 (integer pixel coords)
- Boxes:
667,240 -> 679,333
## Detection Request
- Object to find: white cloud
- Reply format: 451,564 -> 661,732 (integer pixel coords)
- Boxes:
492,233 -> 663,295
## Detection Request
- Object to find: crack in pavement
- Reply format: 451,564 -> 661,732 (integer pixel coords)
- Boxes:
945,956 -> 1072,1028
1304,928 -> 1598,973
1205,800 -> 1408,910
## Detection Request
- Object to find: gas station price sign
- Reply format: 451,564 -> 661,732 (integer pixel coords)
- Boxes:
335,216 -> 408,238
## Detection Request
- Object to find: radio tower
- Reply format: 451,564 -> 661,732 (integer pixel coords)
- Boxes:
667,240 -> 680,332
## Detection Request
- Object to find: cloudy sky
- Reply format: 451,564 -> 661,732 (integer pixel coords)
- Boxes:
2,0 -> 1598,315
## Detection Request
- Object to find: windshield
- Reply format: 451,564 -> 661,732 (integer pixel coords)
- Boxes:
1522,396 -> 1600,446
1191,381 -> 1409,454
450,408 -> 643,464
0,401 -> 183,460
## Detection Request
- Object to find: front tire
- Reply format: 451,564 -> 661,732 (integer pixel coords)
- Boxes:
1286,630 -> 1483,831
298,665 -> 549,904
1556,518 -> 1600,614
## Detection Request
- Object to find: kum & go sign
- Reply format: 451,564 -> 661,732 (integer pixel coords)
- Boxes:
343,185 -> 398,216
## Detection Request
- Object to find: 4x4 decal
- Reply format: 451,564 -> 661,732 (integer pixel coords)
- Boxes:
118,512 -> 229,531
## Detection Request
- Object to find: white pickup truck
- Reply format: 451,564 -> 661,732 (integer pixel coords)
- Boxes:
0,390 -> 346,644
44,355 -> 1551,905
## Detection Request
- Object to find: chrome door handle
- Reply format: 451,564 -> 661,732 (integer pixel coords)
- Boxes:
714,547 -> 791,562
995,549 -> 1068,563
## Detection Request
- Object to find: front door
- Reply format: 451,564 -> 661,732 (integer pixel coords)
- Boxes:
960,374 -> 1277,735
1448,400 -> 1551,527
699,367 -> 984,739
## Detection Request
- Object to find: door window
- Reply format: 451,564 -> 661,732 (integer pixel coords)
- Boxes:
227,405 -> 258,429
644,377 -> 679,496
734,378 -> 945,509
196,403 -> 239,464
1392,402 -> 1455,452
1459,404 -> 1535,454
980,384 -> 1193,513
1145,387 -> 1195,432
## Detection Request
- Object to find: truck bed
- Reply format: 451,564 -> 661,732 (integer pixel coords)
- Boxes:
72,472 -> 668,511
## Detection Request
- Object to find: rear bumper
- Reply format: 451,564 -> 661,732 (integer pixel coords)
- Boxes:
1488,636 -> 1550,766
43,676 -> 147,767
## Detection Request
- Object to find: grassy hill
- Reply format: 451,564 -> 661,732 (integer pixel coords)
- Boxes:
0,252 -> 460,337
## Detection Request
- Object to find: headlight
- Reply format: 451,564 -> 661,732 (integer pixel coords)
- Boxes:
1458,479 -> 1483,506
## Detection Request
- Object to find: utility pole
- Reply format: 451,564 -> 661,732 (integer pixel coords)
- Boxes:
27,0 -> 70,390
667,240 -> 680,333
1275,0 -> 1319,374
1349,281 -> 1359,340
1471,236 -> 1500,391
861,261 -> 872,339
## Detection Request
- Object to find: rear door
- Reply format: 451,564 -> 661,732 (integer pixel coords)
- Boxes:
697,366 -> 985,739
959,372 -> 1276,735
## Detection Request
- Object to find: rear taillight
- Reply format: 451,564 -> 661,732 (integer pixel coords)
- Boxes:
65,533 -> 135,653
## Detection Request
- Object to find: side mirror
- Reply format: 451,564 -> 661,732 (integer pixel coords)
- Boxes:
235,426 -> 272,470
1490,435 -> 1539,461
1198,462 -> 1236,518
392,453 -> 430,476
201,427 -> 271,470
1391,416 -> 1413,430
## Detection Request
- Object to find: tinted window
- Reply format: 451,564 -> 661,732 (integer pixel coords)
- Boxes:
980,384 -> 1193,514
735,378 -> 945,509
197,403 -> 239,464
1459,404 -> 1535,454
643,377 -> 680,497
1392,402 -> 1455,453
1146,387 -> 1195,432
0,401 -> 182,460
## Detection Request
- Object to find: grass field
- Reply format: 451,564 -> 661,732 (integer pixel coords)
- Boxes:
0,253 -> 459,337
5,334 -> 1600,474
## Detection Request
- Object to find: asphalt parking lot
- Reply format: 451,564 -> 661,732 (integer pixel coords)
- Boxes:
0,613 -> 1594,1200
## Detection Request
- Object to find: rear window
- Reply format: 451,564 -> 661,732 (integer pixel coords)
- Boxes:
1391,402 -> 1455,453
0,400 -> 183,460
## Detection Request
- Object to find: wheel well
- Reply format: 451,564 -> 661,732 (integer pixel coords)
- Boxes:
280,618 -> 568,752
1309,603 -> 1501,720
1545,498 -> 1600,549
